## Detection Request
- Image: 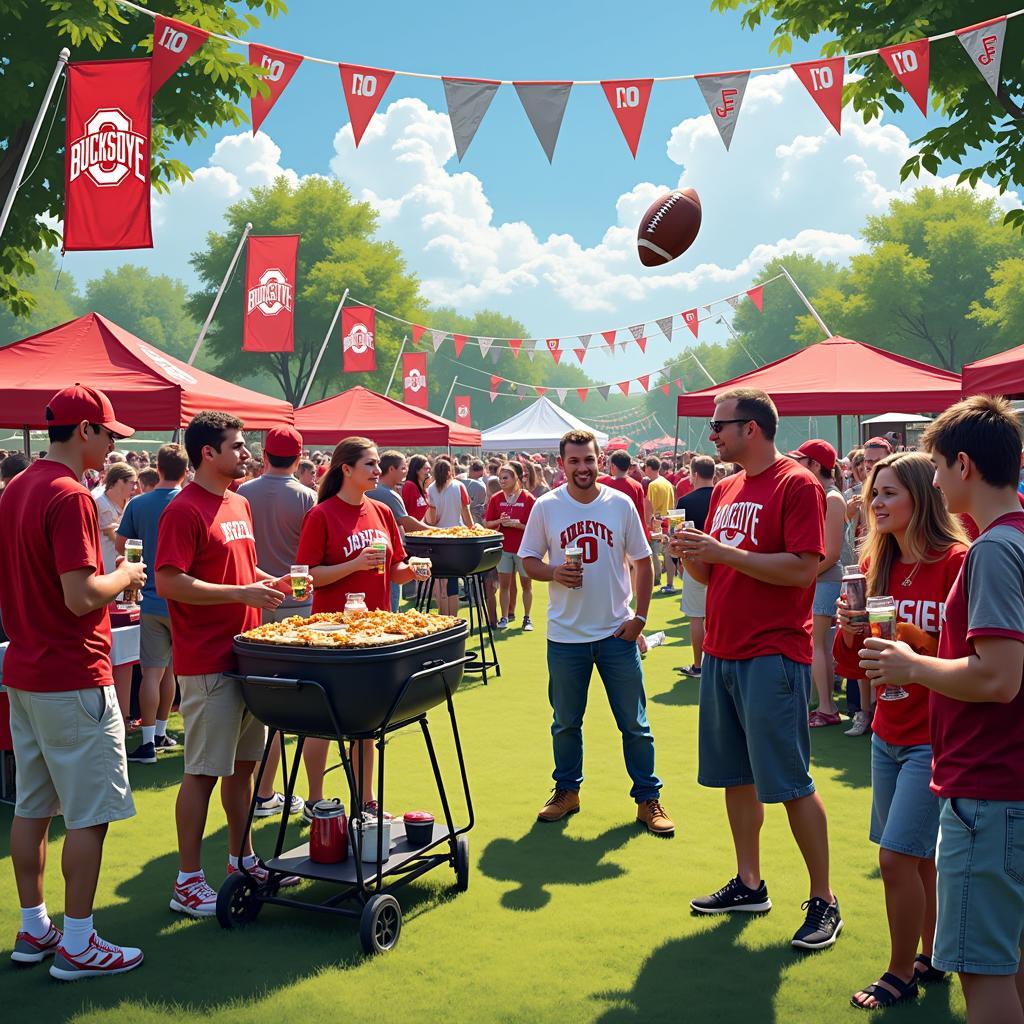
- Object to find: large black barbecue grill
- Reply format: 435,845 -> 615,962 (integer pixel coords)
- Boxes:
218,620 -> 474,954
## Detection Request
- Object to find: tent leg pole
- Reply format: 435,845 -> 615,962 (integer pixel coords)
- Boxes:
188,222 -> 252,366
22,427 -> 30,458
672,414 -> 680,471
299,289 -> 348,409
384,336 -> 408,398
836,415 -> 843,456
440,376 -> 458,419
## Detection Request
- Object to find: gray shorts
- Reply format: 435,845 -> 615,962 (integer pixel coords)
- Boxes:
498,551 -> 528,577
139,612 -> 173,669
680,576 -> 707,619
934,797 -> 1024,975
698,653 -> 815,804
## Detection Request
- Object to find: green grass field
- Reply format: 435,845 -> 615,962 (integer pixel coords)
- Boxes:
1,585 -> 967,1022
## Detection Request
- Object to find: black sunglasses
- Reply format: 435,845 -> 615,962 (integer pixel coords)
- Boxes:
708,418 -> 752,433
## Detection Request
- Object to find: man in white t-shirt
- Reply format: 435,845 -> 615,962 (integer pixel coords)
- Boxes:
521,429 -> 674,835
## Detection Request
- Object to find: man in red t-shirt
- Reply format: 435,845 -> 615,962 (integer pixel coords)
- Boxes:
862,396 -> 1024,1017
156,412 -> 305,919
1,385 -> 146,978
671,388 -> 841,951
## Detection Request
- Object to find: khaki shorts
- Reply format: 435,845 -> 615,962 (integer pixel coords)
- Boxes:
178,672 -> 267,777
8,685 -> 135,829
681,576 -> 707,619
139,612 -> 173,669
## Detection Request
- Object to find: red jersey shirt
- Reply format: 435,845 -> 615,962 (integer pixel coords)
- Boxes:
675,475 -> 694,501
703,457 -> 825,665
0,461 -> 113,692
296,496 -> 405,613
598,474 -> 649,539
401,480 -> 430,521
485,488 -> 535,553
155,483 -> 260,676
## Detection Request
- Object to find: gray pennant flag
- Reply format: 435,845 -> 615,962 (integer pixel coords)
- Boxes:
702,304 -> 714,316
523,339 -> 538,361
443,77 -> 501,161
957,19 -> 1006,95
430,329 -> 447,352
656,316 -> 673,343
577,334 -> 592,350
490,346 -> 501,364
695,71 -> 750,150
556,388 -> 568,404
477,337 -> 494,358
628,323 -> 645,341
514,81 -> 572,163
597,385 -> 611,401
725,295 -> 740,309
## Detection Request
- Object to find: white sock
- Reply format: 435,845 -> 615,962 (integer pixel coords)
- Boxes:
61,915 -> 94,956
20,903 -> 51,939
177,869 -> 203,885
154,719 -> 167,738
228,855 -> 239,869
141,725 -> 156,746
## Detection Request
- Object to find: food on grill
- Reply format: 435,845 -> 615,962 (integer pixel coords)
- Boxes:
413,525 -> 500,539
241,609 -> 461,648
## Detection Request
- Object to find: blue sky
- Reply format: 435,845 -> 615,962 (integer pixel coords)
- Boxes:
64,1 -> 1019,384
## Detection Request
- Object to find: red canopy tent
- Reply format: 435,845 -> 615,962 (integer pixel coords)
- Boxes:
962,344 -> 1024,398
294,385 -> 481,447
0,312 -> 293,430
604,436 -> 633,452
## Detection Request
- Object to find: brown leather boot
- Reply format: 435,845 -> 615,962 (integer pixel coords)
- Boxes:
636,797 -> 675,836
537,789 -> 580,822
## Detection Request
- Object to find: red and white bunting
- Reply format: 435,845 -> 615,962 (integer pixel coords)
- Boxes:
682,309 -> 699,338
879,39 -> 930,117
509,338 -> 522,359
546,337 -> 561,363
523,339 -> 538,361
342,305 -> 376,372
411,324 -> 426,346
453,333 -> 468,358
597,385 -> 611,401
556,388 -> 568,404
725,295 -> 739,309
151,16 -> 209,95
577,388 -> 588,404
429,329 -> 446,353
660,383 -> 671,396
628,323 -> 645,341
454,395 -> 471,425
600,79 -> 653,158
577,333 -> 592,350
695,71 -> 750,151
243,234 -> 299,352
403,352 -> 429,409
477,336 -> 494,357
574,348 -> 586,365
656,316 -> 673,343
791,57 -> 845,133
636,337 -> 647,354
674,377 -> 683,390
745,286 -> 764,312
250,45 -> 303,134
490,375 -> 501,401
957,17 -> 1007,95
535,386 -> 547,397
602,329 -> 616,353
638,374 -> 650,391
339,64 -> 395,146
617,381 -> 630,397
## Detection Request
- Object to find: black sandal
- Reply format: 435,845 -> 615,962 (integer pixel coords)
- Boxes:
914,953 -> 947,985
850,972 -> 919,1010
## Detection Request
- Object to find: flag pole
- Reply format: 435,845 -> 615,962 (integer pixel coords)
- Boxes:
384,335 -> 408,397
187,222 -> 252,366
0,48 -> 70,243
779,263 -> 833,339
440,375 -> 459,418
298,288 -> 348,408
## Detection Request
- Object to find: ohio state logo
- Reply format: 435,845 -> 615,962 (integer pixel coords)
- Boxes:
404,368 -> 426,393
68,108 -> 147,188
457,404 -> 469,419
247,268 -> 294,317
344,319 -> 374,354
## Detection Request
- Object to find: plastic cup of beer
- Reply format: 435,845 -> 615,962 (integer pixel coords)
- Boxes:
290,564 -> 309,601
866,595 -> 909,701
565,546 -> 583,588
665,509 -> 686,534
372,541 -> 388,574
120,538 -> 144,609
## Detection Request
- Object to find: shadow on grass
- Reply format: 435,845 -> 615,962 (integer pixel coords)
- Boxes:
479,820 -> 637,911
808,721 -> 872,791
651,674 -> 700,707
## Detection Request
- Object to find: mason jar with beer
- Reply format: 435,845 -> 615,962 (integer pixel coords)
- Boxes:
120,538 -> 144,610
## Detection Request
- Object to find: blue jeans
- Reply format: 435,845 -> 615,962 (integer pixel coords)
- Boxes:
390,582 -> 400,613
546,636 -> 661,802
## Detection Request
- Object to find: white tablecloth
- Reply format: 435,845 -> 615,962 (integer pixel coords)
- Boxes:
0,624 -> 140,690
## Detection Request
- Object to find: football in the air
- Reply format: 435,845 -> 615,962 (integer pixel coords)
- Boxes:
636,188 -> 702,267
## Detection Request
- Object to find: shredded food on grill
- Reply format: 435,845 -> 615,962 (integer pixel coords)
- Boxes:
411,525 -> 501,539
240,610 -> 462,648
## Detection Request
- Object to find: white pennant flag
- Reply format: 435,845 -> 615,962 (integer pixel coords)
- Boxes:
725,295 -> 740,309
523,339 -> 538,361
430,329 -> 447,352
957,17 -> 1006,95
656,316 -> 673,343
702,304 -> 714,316
556,388 -> 568,404
628,323 -> 645,341
477,336 -> 494,357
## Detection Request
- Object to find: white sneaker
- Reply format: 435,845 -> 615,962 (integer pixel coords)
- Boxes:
522,616 -> 534,632
844,710 -> 871,737
49,932 -> 143,980
253,791 -> 304,817
496,617 -> 509,630
170,874 -> 218,917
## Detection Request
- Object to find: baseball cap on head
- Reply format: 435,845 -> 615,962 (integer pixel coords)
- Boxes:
787,438 -> 837,471
864,435 -> 894,452
264,425 -> 302,458
45,384 -> 134,438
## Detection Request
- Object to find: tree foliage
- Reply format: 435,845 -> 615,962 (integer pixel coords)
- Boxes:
0,249 -> 80,345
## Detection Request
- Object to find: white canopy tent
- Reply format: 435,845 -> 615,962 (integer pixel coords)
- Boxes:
480,397 -> 609,452
861,413 -> 933,425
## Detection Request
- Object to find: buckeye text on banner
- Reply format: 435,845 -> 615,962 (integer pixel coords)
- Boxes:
403,351 -> 429,408
243,234 -> 299,352
343,305 -> 377,373
454,396 -> 472,426
64,59 -> 152,252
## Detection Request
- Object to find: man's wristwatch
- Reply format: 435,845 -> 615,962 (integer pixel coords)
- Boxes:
635,614 -> 647,624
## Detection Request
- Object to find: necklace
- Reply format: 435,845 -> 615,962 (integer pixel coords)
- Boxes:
900,561 -> 922,588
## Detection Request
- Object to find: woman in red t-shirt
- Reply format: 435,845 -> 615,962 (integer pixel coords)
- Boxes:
295,436 -> 431,814
401,454 -> 431,522
483,463 -> 536,630
836,453 -> 968,1010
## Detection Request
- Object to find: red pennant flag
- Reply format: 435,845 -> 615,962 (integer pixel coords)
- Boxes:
879,39 -> 930,117
546,338 -> 561,363
453,333 -> 468,358
403,352 -> 429,409
509,338 -> 522,360
250,45 -> 303,134
243,235 -> 299,352
411,324 -> 426,346
618,381 -> 630,397
674,378 -> 683,389
577,388 -> 588,404
745,286 -> 764,312
574,348 -> 586,365
600,79 -> 653,157
454,395 -> 471,426
602,329 -> 616,353
660,383 -> 671,396
64,59 -> 153,252
792,57 -> 845,134
682,309 -> 699,338
639,374 -> 650,391
339,64 -> 396,147
536,387 -> 547,397
490,375 -> 501,401
636,337 -> 647,354
151,16 -> 209,95
342,305 -> 376,373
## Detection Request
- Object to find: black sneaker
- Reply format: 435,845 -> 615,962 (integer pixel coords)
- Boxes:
791,896 -> 843,950
126,741 -> 157,765
154,732 -> 178,749
690,875 -> 772,914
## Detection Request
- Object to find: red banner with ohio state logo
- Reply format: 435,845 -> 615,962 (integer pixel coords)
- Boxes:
403,352 -> 428,408
342,305 -> 377,373
454,395 -> 471,426
243,235 -> 299,352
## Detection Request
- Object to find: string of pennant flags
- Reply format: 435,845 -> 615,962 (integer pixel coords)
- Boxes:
115,0 -> 1019,162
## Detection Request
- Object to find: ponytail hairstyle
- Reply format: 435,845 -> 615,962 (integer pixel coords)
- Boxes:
318,436 -> 375,504
432,457 -> 452,491
497,462 -> 522,493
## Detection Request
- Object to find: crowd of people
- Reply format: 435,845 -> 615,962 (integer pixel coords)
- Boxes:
2,382 -> 1023,1024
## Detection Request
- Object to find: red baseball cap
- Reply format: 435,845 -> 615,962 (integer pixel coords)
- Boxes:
45,384 -> 134,438
864,436 -> 894,452
264,426 -> 303,458
787,438 -> 837,471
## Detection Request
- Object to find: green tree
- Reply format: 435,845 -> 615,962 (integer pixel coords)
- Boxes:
969,257 -> 1024,350
711,1 -> 1024,229
1,0 -> 285,318
0,249 -> 81,346
188,176 -> 422,406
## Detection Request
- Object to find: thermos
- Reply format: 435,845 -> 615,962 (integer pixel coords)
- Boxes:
309,799 -> 348,863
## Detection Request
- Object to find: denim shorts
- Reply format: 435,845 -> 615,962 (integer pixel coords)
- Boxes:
933,797 -> 1024,975
812,580 -> 842,617
869,735 -> 939,857
698,654 -> 815,804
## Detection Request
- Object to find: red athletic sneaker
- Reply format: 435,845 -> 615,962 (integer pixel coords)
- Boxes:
49,932 -> 143,980
226,859 -> 300,889
169,874 -> 218,918
11,924 -> 63,964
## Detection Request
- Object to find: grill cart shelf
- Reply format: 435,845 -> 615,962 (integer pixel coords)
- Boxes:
218,622 -> 474,954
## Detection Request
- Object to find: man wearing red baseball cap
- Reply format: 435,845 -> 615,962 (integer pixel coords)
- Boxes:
0,385 -> 146,979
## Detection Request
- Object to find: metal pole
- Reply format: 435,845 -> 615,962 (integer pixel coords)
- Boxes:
187,221 -> 253,366
384,335 -> 408,397
22,427 -> 30,458
836,414 -> 843,454
779,263 -> 833,339
671,412 -> 680,472
688,351 -> 717,387
440,375 -> 459,418
716,316 -> 762,367
298,288 -> 348,408
0,48 -> 70,242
